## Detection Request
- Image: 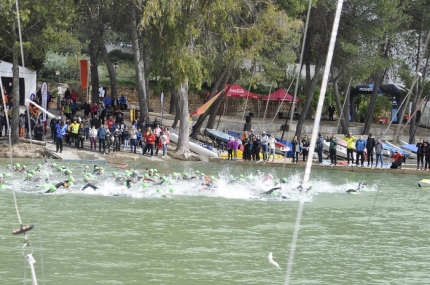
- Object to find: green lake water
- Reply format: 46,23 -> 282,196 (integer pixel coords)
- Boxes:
1,160 -> 429,284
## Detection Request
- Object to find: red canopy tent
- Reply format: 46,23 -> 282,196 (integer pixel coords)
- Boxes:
260,88 -> 300,102
225,84 -> 259,99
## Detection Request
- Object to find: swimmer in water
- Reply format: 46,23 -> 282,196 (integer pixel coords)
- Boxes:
346,182 -> 367,194
81,183 -> 99,191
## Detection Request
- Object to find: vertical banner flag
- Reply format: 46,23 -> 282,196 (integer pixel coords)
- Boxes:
160,92 -> 164,125
80,60 -> 89,90
41,82 -> 48,121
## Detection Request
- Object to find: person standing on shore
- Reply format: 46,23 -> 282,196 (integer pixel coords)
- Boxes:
261,132 -> 269,161
328,105 -> 335,121
241,131 -> 250,161
316,133 -> 324,164
355,135 -> 366,167
232,137 -> 239,161
129,126 -> 137,153
416,138 -> 425,170
97,124 -> 106,153
375,138 -> 384,168
301,135 -> 310,162
344,133 -> 356,166
268,135 -> 276,162
89,126 -> 98,151
327,133 -> 338,166
366,133 -> 376,167
55,120 -> 66,153
227,137 -> 234,160
292,135 -> 300,163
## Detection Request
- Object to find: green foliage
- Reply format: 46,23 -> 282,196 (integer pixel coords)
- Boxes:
108,49 -> 135,62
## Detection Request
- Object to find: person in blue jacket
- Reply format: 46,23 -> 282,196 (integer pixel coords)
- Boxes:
119,94 -> 128,110
104,96 -> 112,107
355,135 -> 367,167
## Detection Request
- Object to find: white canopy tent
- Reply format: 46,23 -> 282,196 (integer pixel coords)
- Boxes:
0,60 -> 37,106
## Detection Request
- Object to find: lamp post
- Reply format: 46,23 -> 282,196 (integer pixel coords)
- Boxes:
55,70 -> 60,83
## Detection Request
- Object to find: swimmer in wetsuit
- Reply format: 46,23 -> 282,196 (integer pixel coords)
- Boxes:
81,183 -> 99,191
346,182 -> 367,194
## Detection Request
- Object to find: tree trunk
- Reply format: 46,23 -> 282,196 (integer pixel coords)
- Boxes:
129,4 -> 149,120
171,88 -> 180,129
176,81 -> 190,155
206,66 -> 231,129
99,41 -> 118,101
11,51 -> 20,145
295,60 -> 322,138
169,78 -> 177,114
88,38 -> 100,103
362,75 -> 384,134
333,79 -> 348,133
190,63 -> 231,137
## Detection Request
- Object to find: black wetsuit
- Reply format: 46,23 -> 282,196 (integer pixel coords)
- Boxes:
81,183 -> 99,191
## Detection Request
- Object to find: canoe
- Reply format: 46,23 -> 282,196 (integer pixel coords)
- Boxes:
383,141 -> 414,158
205,129 -> 242,145
169,131 -> 218,158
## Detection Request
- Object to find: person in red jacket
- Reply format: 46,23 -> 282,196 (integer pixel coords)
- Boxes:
390,150 -> 404,169
142,128 -> 156,157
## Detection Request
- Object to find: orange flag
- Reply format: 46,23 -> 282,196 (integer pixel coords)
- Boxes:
80,60 -> 89,89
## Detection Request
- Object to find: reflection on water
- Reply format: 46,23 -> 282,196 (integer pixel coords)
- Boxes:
1,159 -> 430,284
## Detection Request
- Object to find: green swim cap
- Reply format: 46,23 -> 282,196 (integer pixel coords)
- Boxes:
210,175 -> 215,180
195,170 -> 200,174
68,176 -> 74,182
169,187 -> 174,193
274,179 -> 280,184
68,182 -> 74,187
281,178 -> 287,183
200,173 -> 205,177
15,163 -> 20,167
154,173 -> 159,177
52,163 -> 57,167
154,169 -> 158,173
162,177 -> 167,182
142,182 -> 148,188
30,170 -> 36,174
27,173 -> 32,178
183,173 -> 188,177
240,174 -> 244,178
149,169 -> 154,172
125,170 -> 130,174
168,180 -> 173,185
84,177 -> 89,182
85,165 -> 89,169
22,165 -> 27,169
144,174 -> 149,178
49,186 -> 56,192
37,164 -> 42,168
65,169 -> 71,174
57,167 -> 62,172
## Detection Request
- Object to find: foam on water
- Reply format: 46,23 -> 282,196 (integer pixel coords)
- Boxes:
1,162 -> 377,202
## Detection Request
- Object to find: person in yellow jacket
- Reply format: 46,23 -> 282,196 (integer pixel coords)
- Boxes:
344,132 -> 356,166
68,119 -> 80,147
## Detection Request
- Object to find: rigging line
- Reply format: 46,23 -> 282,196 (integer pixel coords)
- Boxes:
283,0 -> 344,284
268,73 -> 297,127
262,85 -> 272,129
335,77 -> 353,132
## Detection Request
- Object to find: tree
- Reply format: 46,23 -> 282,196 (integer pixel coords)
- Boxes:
0,0 -> 75,144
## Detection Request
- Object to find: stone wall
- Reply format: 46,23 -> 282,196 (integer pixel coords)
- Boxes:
48,83 -> 294,117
